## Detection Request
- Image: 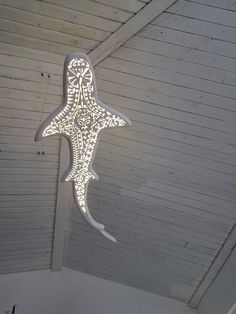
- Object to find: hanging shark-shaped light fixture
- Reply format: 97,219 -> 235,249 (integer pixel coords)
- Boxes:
35,53 -> 131,243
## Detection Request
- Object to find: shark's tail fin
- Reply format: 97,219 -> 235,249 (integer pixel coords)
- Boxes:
73,179 -> 117,243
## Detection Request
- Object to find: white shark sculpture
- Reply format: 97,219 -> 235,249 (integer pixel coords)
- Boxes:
35,53 -> 131,242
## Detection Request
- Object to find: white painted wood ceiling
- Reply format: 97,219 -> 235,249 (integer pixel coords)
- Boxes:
0,0 -> 236,306
0,0 -> 148,273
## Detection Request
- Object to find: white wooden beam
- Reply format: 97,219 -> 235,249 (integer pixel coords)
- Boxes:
52,137 -> 71,271
89,0 -> 177,66
188,223 -> 236,308
51,0 -> 177,270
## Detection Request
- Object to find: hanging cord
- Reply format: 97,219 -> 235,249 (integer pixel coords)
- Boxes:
38,72 -> 50,127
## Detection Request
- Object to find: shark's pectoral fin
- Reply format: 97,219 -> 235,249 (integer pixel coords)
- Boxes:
35,103 -> 70,141
35,118 -> 57,141
35,123 -> 45,142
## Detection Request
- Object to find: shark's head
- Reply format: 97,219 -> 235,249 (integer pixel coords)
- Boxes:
67,57 -> 93,89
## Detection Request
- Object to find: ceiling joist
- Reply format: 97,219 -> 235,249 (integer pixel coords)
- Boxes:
189,224 -> 236,308
89,0 -> 177,66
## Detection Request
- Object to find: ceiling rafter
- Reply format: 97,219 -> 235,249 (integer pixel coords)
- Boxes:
51,0 -> 177,271
89,0 -> 178,66
189,224 -> 236,308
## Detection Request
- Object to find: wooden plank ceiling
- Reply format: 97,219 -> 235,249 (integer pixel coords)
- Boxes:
0,0 -> 236,306
0,0 -> 150,274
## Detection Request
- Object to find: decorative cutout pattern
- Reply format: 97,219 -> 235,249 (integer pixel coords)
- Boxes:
35,53 -> 131,242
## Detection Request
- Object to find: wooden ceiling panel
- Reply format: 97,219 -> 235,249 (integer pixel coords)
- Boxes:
63,0 -> 236,304
0,0 -> 236,306
0,0 -> 145,274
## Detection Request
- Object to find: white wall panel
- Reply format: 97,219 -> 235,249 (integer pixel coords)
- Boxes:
0,268 -> 197,314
